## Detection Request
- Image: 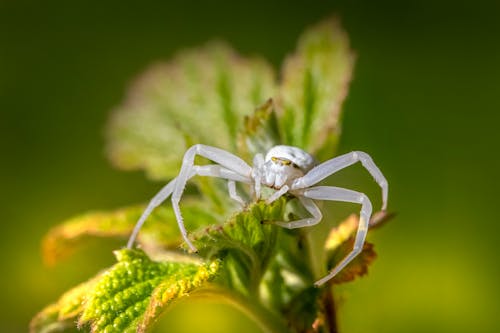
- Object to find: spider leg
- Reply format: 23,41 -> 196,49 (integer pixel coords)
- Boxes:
228,180 -> 245,206
127,164 -> 250,249
252,153 -> 265,199
127,175 -> 181,249
273,195 -> 322,228
173,145 -> 253,252
194,164 -> 250,183
197,165 -> 249,205
302,186 -> 373,286
266,185 -> 290,204
292,151 -> 388,210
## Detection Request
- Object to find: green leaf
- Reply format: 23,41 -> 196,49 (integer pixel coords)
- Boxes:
32,250 -> 219,333
237,98 -> 282,159
138,261 -> 221,332
42,200 -> 217,265
78,249 -> 219,333
277,17 -> 355,158
187,198 -> 287,296
107,42 -> 276,180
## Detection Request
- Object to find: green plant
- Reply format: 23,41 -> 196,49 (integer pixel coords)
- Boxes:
31,17 -> 391,333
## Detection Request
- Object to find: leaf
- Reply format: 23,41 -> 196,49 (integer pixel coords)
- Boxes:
32,250 -> 219,333
237,98 -> 282,159
138,261 -> 220,332
78,249 -> 219,333
324,214 -> 358,252
189,199 -> 285,255
323,211 -> 395,284
42,200 -> 217,265
107,42 -> 276,180
277,17 -> 355,159
324,214 -> 377,284
329,239 -> 377,285
187,198 -> 287,295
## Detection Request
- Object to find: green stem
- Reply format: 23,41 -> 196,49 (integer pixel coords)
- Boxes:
303,229 -> 339,333
303,229 -> 322,282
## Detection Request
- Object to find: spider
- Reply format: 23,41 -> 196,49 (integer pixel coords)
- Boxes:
127,144 -> 388,286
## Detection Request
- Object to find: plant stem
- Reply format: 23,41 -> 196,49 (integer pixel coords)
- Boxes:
324,286 -> 339,333
302,229 -> 339,333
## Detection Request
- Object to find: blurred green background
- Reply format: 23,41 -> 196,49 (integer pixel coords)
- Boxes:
1,0 -> 499,332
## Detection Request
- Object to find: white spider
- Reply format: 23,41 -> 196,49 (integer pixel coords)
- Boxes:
127,144 -> 388,286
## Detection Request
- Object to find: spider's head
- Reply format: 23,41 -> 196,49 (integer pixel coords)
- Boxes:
261,145 -> 316,189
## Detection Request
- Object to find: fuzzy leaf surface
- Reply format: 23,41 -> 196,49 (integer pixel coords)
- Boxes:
187,198 -> 287,296
237,98 -> 282,159
107,42 -> 276,180
42,200 -> 217,265
278,17 -> 355,158
78,249 -> 219,333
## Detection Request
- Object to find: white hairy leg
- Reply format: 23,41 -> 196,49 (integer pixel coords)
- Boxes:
302,186 -> 373,286
127,164 -> 250,249
127,176 -> 181,249
228,180 -> 245,206
292,151 -> 388,210
197,165 -> 249,204
265,185 -> 289,204
194,164 -> 250,183
273,196 -> 322,228
172,144 -> 253,251
252,153 -> 265,199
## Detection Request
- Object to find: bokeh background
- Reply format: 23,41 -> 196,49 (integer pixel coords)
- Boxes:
1,0 -> 499,332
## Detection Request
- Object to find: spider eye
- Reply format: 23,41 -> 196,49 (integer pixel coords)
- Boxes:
271,157 -> 292,166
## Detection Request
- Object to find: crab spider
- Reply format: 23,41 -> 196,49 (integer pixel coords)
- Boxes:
127,144 -> 388,286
